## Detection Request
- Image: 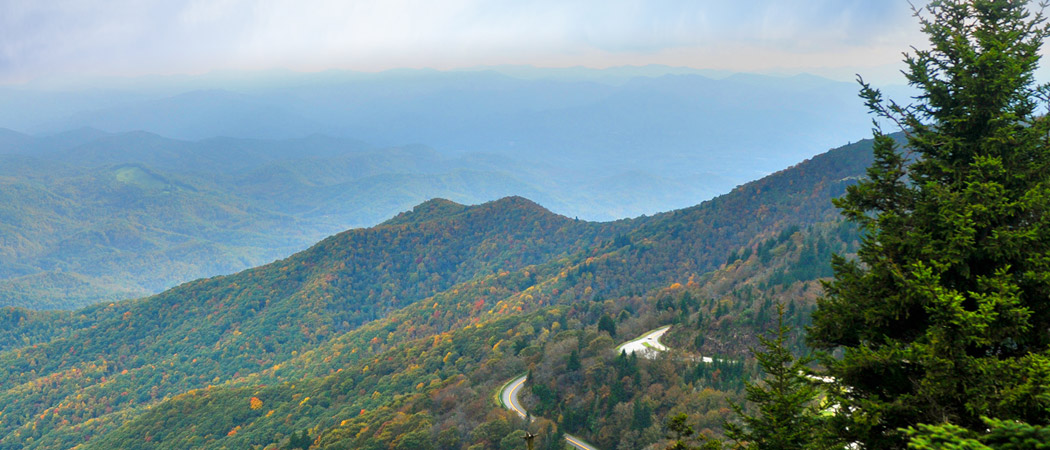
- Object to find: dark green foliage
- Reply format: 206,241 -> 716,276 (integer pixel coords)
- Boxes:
633,401 -> 654,431
666,413 -> 696,449
810,1 -> 1050,448
724,307 -> 830,450
565,350 -> 581,371
906,417 -> 1050,450
664,413 -> 723,450
597,314 -> 616,337
498,430 -> 528,450
687,359 -> 746,392
287,429 -> 312,450
543,427 -> 565,450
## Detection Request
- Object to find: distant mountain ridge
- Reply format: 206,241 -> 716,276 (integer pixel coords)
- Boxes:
0,133 -> 877,449
0,129 -> 523,309
4,67 -> 876,181
0,67 -> 891,309
0,125 -> 745,309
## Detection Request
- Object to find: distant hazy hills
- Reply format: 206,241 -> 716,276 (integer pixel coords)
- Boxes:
0,67 -> 889,308
0,128 -> 722,309
0,131 -> 507,309
4,67 -> 880,181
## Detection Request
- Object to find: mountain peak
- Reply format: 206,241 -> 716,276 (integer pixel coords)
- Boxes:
381,196 -> 559,228
485,195 -> 544,209
458,196 -> 560,222
381,198 -> 469,226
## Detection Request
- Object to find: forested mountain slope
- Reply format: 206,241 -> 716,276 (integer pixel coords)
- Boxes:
0,196 -> 630,447
0,159 -> 312,309
0,135 -> 880,449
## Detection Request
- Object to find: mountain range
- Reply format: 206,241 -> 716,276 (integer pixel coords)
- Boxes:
0,127 -> 723,309
0,67 -> 900,309
0,132 -> 877,449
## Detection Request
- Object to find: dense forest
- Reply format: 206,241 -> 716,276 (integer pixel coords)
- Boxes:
6,1 -> 1050,449
0,131 -> 876,449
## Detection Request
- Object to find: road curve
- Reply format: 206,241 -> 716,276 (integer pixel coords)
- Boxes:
500,374 -> 529,419
496,325 -> 685,450
498,374 -> 599,450
616,325 -> 724,363
615,325 -> 670,358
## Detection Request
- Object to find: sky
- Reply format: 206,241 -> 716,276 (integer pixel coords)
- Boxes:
1,0 -> 930,85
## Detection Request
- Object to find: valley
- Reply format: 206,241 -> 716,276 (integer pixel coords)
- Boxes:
0,134 -> 873,449
6,2 -> 1050,449
0,69 -> 884,311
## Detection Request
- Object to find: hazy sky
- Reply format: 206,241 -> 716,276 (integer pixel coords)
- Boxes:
2,0 -> 930,85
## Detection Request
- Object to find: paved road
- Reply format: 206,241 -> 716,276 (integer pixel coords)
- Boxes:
496,325 -> 701,450
617,325 -> 723,363
615,325 -> 670,358
500,374 -> 529,419
563,433 -> 598,450
499,374 -> 599,450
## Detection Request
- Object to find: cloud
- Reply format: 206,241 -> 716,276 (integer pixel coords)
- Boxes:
0,0 -> 928,83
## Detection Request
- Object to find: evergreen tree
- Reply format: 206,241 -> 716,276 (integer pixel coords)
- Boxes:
566,350 -> 581,371
664,413 -> 723,450
545,427 -> 565,450
287,429 -> 312,450
598,313 -> 617,337
726,305 -> 830,450
905,417 -> 1050,450
666,413 -> 697,450
633,401 -> 654,431
809,1 -> 1050,448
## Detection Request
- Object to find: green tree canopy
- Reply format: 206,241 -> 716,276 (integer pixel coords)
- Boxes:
726,306 -> 830,450
905,417 -> 1050,450
810,0 -> 1050,448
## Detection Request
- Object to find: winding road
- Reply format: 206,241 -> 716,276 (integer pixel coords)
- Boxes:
618,325 -> 722,363
500,374 -> 529,420
498,326 -> 678,450
499,374 -> 598,450
614,325 -> 670,358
